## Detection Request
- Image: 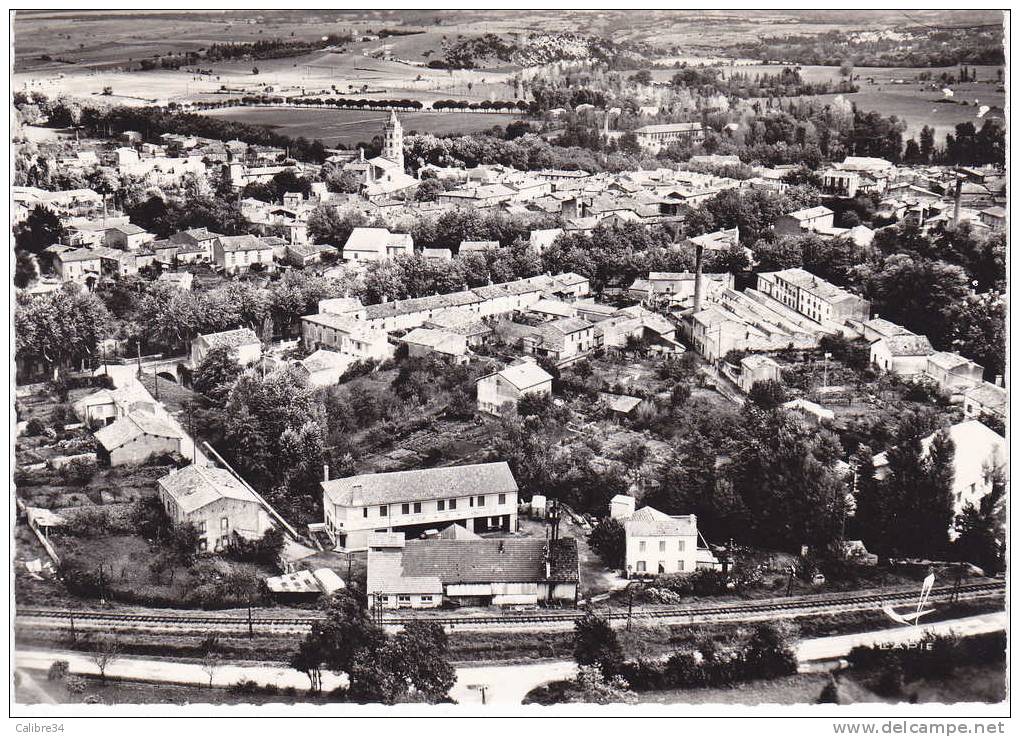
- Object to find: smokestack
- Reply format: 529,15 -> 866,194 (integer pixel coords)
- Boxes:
953,176 -> 963,226
323,464 -> 330,482
693,243 -> 704,313
995,375 -> 1003,387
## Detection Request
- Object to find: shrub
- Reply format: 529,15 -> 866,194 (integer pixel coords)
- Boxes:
65,676 -> 88,695
874,662 -> 905,697
224,527 -> 285,564
620,624 -> 796,691
59,457 -> 97,486
63,506 -> 113,537
47,660 -> 70,681
25,418 -> 46,436
587,518 -> 625,569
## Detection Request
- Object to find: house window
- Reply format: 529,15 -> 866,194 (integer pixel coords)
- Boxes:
498,493 -> 506,505
420,595 -> 434,604
639,541 -> 646,552
363,508 -> 369,518
197,520 -> 206,533
678,540 -> 685,552
658,562 -> 665,574
402,503 -> 410,515
477,495 -> 485,506
678,560 -> 685,572
379,505 -> 387,517
413,502 -> 421,513
636,561 -> 646,572
658,541 -> 666,552
220,517 -> 229,531
470,497 -> 474,507
449,499 -> 456,510
438,500 -> 446,511
198,540 -> 207,552
397,595 -> 411,606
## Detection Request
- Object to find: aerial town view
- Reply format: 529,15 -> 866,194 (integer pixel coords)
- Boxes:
9,8 -> 1009,723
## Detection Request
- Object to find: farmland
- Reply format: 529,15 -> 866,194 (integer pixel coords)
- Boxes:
197,106 -> 524,147
650,63 -> 1005,143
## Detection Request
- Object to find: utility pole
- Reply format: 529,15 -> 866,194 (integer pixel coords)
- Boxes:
786,565 -> 795,597
248,601 -> 254,639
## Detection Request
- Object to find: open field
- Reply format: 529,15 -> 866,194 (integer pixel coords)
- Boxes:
650,63 -> 1004,143
198,106 -> 523,146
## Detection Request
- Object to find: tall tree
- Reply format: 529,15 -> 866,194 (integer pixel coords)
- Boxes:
953,475 -> 1005,574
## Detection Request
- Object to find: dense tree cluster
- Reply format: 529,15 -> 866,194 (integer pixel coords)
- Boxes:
291,590 -> 455,703
647,401 -> 849,552
33,97 -> 329,163
732,26 -> 1004,67
15,285 -> 114,377
852,416 -> 956,558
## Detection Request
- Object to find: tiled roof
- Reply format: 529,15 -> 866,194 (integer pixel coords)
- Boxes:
927,351 -> 977,372
964,382 -> 1007,412
110,223 -> 147,235
94,412 -> 181,451
322,462 -> 518,507
786,205 -> 833,221
624,506 -> 697,537
488,361 -> 553,392
158,464 -> 260,514
197,328 -> 260,350
58,249 -> 101,263
367,538 -> 579,594
299,349 -> 356,374
217,235 -> 270,252
864,318 -> 913,338
880,334 -> 934,357
633,122 -> 703,134
425,308 -> 491,337
599,393 -> 643,414
471,284 -> 512,301
401,327 -> 465,355
459,240 -> 498,252
301,312 -> 384,342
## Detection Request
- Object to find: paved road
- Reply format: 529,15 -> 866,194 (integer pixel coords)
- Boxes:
795,611 -> 1006,668
451,660 -> 575,704
15,649 -> 575,705
16,612 -> 1004,704
15,668 -> 57,705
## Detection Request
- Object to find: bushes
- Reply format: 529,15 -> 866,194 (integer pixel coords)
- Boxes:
63,506 -> 112,537
58,457 -> 97,486
847,631 -> 1005,682
587,518 -> 625,569
25,418 -> 46,436
224,527 -> 285,565
47,660 -> 70,681
617,624 -> 797,691
643,566 -> 765,603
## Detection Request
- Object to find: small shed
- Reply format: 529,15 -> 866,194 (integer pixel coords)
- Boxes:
599,392 -> 645,419
265,567 -> 346,602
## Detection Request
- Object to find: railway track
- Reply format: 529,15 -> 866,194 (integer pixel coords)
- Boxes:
15,581 -> 1004,634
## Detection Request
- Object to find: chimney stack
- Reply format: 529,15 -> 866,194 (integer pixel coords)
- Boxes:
323,464 -> 330,482
692,243 -> 704,313
995,375 -> 1003,387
